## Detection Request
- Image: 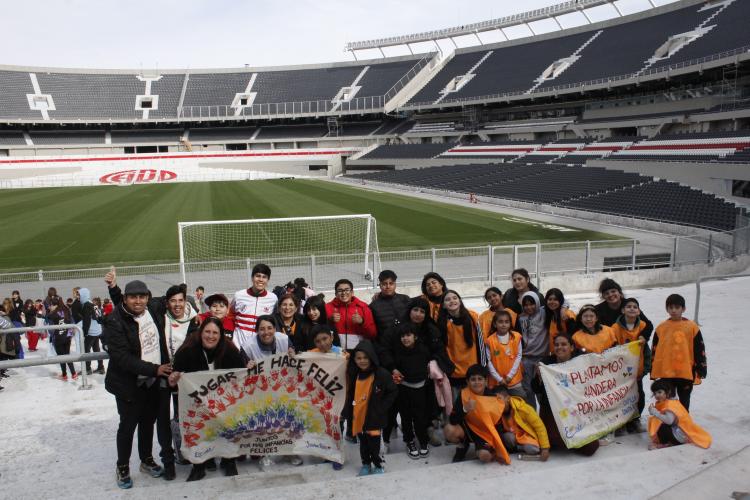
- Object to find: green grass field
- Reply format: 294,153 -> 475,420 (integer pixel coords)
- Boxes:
0,179 -> 615,271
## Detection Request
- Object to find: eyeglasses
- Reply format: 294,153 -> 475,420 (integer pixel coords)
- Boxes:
336,288 -> 352,294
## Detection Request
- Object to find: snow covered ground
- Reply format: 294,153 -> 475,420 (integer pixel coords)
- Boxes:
2,276 -> 749,500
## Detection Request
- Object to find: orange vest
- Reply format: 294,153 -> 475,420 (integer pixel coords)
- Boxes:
352,373 -> 375,436
460,387 -> 511,464
446,310 -> 480,379
421,294 -> 442,323
485,331 -> 523,388
648,399 -> 711,449
651,319 -> 698,381
479,308 -> 518,342
548,307 -> 576,353
612,320 -> 648,376
572,325 -> 617,354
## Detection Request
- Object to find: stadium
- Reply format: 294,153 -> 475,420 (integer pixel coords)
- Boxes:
1,0 -> 749,498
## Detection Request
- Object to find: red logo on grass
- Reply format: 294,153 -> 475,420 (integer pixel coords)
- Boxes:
99,169 -> 177,185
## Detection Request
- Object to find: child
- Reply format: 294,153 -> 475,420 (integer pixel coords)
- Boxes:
544,288 -> 577,352
309,324 -> 347,358
651,294 -> 707,410
495,387 -> 550,461
572,304 -> 617,354
443,364 -> 510,465
517,292 -> 548,408
392,323 -> 431,459
308,324 -> 347,471
485,310 -> 525,399
344,340 -> 397,476
196,294 -> 235,339
612,297 -> 651,433
647,380 -> 711,449
479,287 -> 517,341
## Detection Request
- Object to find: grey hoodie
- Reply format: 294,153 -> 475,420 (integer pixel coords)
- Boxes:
518,291 -> 549,359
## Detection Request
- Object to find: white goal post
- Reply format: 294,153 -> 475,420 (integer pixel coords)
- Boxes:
177,214 -> 379,292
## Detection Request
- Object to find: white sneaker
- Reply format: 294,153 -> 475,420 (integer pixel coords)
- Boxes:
288,455 -> 303,466
599,432 -> 615,446
259,456 -> 274,471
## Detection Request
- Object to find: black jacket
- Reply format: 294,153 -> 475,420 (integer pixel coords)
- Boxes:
370,293 -> 410,337
273,312 -> 306,353
172,342 -> 245,373
378,320 -> 454,375
343,340 -> 397,432
595,301 -> 653,338
102,286 -> 171,402
71,299 -> 83,324
392,340 -> 430,384
81,302 -> 100,336
503,284 -> 544,315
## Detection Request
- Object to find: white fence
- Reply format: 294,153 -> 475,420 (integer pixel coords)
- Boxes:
2,224 -> 748,300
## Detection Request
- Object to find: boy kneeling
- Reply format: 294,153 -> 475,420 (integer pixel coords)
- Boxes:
443,364 -> 512,464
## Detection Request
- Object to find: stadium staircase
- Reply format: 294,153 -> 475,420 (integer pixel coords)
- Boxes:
433,50 -> 494,105
526,30 -> 604,94
383,52 -> 449,113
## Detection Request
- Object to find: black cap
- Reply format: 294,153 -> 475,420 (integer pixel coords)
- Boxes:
123,280 -> 150,296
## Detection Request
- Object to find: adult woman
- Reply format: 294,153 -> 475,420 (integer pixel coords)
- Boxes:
23,299 -> 40,351
437,290 -> 486,399
420,272 -> 447,322
503,269 -> 544,315
46,297 -> 77,380
532,334 -> 599,456
544,288 -> 577,352
273,293 -> 305,353
595,279 -> 653,334
239,315 -> 301,470
572,305 -> 617,354
479,287 -> 517,341
168,317 -> 244,481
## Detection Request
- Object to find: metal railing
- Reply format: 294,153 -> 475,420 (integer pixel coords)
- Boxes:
404,45 -> 750,110
0,324 -> 105,390
383,55 -> 435,103
694,273 -> 750,324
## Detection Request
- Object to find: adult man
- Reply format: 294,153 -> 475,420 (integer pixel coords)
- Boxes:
326,278 -> 376,351
231,263 -> 278,353
194,286 -> 207,314
103,274 -> 176,488
369,270 -> 410,339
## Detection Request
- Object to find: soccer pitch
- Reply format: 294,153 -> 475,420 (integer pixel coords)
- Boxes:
0,179 -> 615,271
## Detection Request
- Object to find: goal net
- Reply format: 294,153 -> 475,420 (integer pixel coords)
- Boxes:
178,215 -> 379,294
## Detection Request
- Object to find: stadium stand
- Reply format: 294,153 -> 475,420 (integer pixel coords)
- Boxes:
0,130 -> 27,146
29,130 -> 105,145
148,74 -> 185,119
255,124 -> 328,140
187,127 -> 257,142
358,143 -> 455,160
110,129 -> 182,144
0,71 -> 40,120
347,163 -> 739,230
36,73 -> 143,120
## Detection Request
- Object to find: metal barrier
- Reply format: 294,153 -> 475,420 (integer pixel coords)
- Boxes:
694,273 -> 750,325
0,324 -> 107,390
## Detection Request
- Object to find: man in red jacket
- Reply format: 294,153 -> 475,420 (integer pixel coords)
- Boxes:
326,278 -> 376,351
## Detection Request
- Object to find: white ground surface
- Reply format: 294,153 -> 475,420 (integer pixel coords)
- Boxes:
1,277 -> 749,500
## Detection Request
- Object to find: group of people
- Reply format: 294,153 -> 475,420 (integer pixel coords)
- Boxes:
0,287 -> 115,387
1,264 -> 712,488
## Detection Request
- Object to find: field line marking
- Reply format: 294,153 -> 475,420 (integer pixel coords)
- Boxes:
53,241 -> 77,256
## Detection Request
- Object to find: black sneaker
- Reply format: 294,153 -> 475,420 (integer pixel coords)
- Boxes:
452,445 -> 468,463
116,464 -> 133,489
85,368 -> 93,375
96,367 -> 106,374
205,458 -> 217,471
186,464 -> 206,482
139,457 -> 163,478
221,458 -> 238,476
419,445 -> 429,458
162,462 -> 176,481
406,441 -> 420,460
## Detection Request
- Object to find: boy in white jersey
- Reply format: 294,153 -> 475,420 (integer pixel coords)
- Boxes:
231,263 -> 278,352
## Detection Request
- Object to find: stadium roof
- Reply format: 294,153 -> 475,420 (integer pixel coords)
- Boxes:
345,0 -> 640,53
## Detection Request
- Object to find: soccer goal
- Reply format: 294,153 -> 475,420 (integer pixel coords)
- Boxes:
177,214 -> 379,293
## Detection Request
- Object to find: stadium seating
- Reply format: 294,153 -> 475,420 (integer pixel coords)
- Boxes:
0,130 -> 27,146
37,73 -> 144,120
358,143 -> 455,160
29,130 -> 105,145
347,162 -> 740,230
188,127 -> 257,142
110,129 -> 182,144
